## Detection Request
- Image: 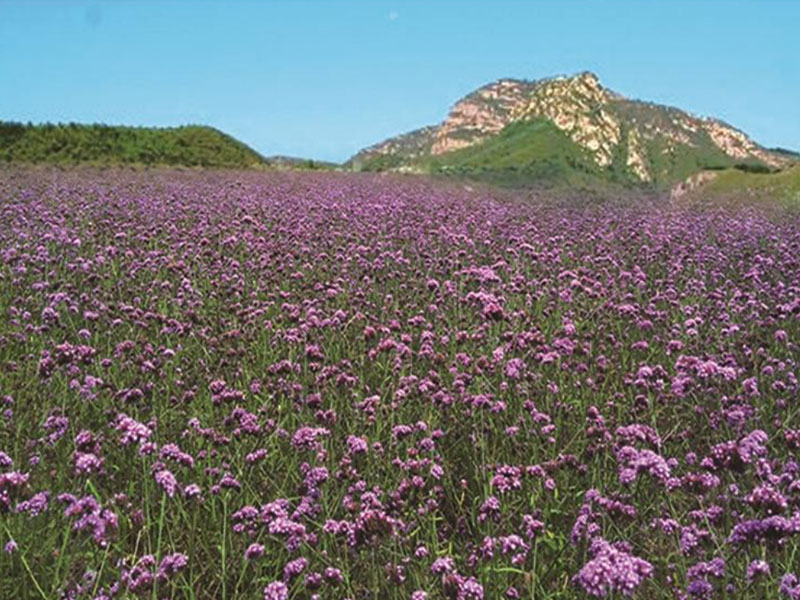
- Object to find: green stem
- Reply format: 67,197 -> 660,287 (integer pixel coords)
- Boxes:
221,494 -> 228,600
3,525 -> 47,600
152,494 -> 167,600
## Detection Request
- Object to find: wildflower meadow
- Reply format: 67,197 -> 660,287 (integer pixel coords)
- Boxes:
1,168 -> 798,599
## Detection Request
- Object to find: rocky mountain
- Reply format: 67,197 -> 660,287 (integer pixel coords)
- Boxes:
348,72 -> 793,187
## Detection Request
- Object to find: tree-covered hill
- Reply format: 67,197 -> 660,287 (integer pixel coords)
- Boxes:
0,121 -> 267,168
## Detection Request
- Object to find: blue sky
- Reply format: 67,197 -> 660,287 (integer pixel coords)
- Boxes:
1,1 -> 797,162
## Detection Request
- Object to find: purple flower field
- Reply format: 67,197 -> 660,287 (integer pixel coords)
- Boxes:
1,168 -> 799,599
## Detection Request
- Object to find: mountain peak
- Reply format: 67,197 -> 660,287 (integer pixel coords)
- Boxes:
567,70 -> 601,85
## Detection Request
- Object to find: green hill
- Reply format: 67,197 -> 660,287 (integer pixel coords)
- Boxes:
692,164 -> 800,208
348,72 -> 793,190
0,121 -> 267,168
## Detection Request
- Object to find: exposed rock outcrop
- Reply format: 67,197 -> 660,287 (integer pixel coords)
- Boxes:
670,170 -> 719,199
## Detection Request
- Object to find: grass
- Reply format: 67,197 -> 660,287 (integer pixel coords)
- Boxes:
699,165 -> 800,208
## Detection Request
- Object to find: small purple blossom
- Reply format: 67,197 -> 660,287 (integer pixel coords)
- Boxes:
574,538 -> 653,597
154,469 -> 178,498
263,580 -> 289,600
746,559 -> 770,581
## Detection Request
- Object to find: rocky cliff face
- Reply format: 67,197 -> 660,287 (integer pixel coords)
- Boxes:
430,79 -> 539,155
349,71 -> 792,185
701,119 -> 784,168
351,126 -> 437,164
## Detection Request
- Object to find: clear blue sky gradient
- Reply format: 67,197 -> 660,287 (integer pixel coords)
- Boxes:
2,1 -> 797,162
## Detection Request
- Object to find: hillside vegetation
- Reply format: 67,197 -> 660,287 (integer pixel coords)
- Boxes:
0,121 -> 267,168
694,164 -> 800,208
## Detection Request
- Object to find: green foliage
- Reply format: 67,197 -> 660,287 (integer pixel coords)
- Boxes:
353,152 -> 409,172
264,156 -> 339,171
0,121 -> 267,168
733,163 -> 773,174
